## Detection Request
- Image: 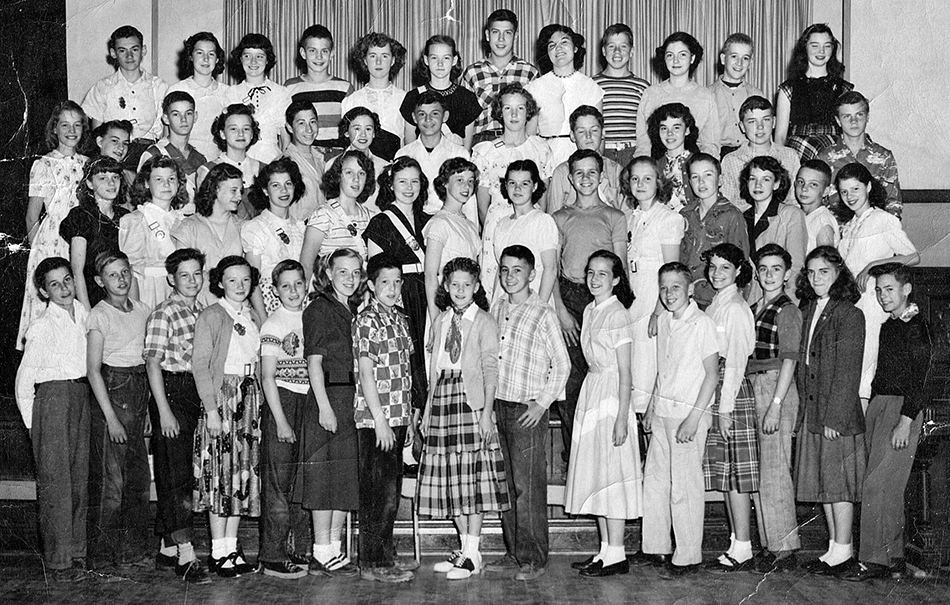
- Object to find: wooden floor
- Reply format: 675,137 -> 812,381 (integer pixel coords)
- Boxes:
2,555 -> 948,605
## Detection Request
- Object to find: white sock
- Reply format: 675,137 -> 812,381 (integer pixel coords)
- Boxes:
601,545 -> 626,566
313,544 -> 334,564
211,538 -> 229,562
459,534 -> 469,553
818,539 -> 835,563
177,542 -> 195,565
331,539 -> 343,557
464,535 -> 480,558
719,533 -> 738,564
159,539 -> 177,557
594,541 -> 608,562
732,540 -> 753,563
825,541 -> 853,566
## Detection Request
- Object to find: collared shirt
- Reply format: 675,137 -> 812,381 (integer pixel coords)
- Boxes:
283,144 -> 326,222
839,207 -> 916,278
461,57 -> 539,135
15,300 -> 88,429
260,306 -> 308,394
167,77 -> 231,160
395,137 -> 471,215
634,80 -> 722,158
707,78 -> 765,148
219,300 -> 261,375
817,135 -> 903,217
144,293 -> 204,372
656,301 -> 720,419
743,197 -> 808,303
803,206 -> 840,252
721,142 -> 801,210
82,70 -> 168,139
353,298 -> 413,428
680,196 -> 750,307
546,156 -> 623,213
705,283 -> 755,415
240,209 -> 306,280
436,303 -> 478,370
307,198 -> 372,260
492,292 -> 570,408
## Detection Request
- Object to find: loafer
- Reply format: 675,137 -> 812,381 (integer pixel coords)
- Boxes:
659,563 -> 700,579
628,551 -> 670,568
176,559 -> 211,584
580,559 -> 629,577
839,561 -> 888,582
360,565 -> 414,583
515,563 -> 547,581
155,552 -> 178,570
707,553 -> 755,573
570,555 -> 600,571
485,554 -> 520,573
810,557 -> 856,576
261,560 -> 308,579
751,551 -> 798,574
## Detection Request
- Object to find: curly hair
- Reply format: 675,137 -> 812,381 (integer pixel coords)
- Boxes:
209,255 -> 259,299
499,159 -> 546,204
586,250 -> 634,308
435,257 -> 490,311
33,256 -> 72,302
647,102 -> 700,160
434,157 -> 479,202
195,163 -> 243,216
45,100 -> 89,152
349,32 -> 407,83
652,31 -> 704,80
413,34 -> 463,86
211,104 -> 260,152
796,245 -> 860,303
338,106 -> 381,144
739,155 -> 792,208
535,24 -> 586,74
249,157 -> 306,211
490,83 -> 540,126
788,23 -> 845,80
702,243 -> 754,289
376,156 -> 429,221
76,157 -> 130,208
131,155 -> 189,210
314,247 -> 365,308
229,33 -> 277,82
178,31 -> 226,80
619,156 -> 673,208
321,149 -> 376,204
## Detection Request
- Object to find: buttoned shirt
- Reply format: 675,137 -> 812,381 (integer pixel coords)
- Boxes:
143,293 -> 204,372
353,298 -> 413,429
720,142 -> 801,210
461,57 -> 539,135
395,137 -> 471,215
705,283 -> 755,415
82,70 -> 168,139
707,78 -> 765,149
817,135 -> 903,217
655,301 -> 720,419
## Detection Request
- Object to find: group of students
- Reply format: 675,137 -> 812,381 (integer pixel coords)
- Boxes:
13,7 -> 931,591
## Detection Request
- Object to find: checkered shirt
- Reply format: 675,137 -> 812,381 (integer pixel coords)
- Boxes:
353,297 -> 413,429
461,57 -> 539,135
143,293 -> 204,372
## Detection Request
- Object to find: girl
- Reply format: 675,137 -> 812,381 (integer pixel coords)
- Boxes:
294,248 -> 363,577
421,257 -> 509,580
634,32 -> 721,158
795,246 -> 866,574
424,158 -> 481,322
564,250 -> 640,577
300,150 -> 376,282
120,156 -> 189,308
330,107 -> 388,212
365,157 -> 430,410
59,157 -> 131,310
19,101 -> 90,348
836,162 -> 919,403
168,32 -> 230,161
525,24 -> 604,169
91,120 -> 136,198
172,163 -> 246,305
490,159 -> 558,303
647,102 -> 700,212
400,35 -> 480,150
700,243 -> 758,572
739,155 -> 807,301
225,33 -> 292,164
620,156 -> 684,412
191,255 -> 263,578
282,100 -> 326,221
241,157 -> 307,317
197,103 -> 262,219
775,24 -> 853,160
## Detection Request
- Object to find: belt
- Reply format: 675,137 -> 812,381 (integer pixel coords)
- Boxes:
541,134 -> 572,139
324,371 -> 356,386
103,364 -> 146,374
402,262 -> 424,274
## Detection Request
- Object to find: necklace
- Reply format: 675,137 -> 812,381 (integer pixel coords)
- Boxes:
553,70 -> 576,79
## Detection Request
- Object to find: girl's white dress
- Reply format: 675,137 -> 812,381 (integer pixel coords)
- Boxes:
120,202 -> 184,309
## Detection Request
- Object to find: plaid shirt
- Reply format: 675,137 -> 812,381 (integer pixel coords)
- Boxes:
353,298 -> 413,429
143,293 -> 204,372
491,292 -> 570,408
461,57 -> 539,135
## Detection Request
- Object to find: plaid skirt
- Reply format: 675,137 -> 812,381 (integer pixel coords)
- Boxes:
786,124 -> 838,162
193,375 -> 262,516
704,363 -> 759,493
416,370 -> 510,518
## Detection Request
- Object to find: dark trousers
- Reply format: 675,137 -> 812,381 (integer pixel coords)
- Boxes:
557,277 -> 593,461
260,388 -> 310,562
357,425 -> 407,568
496,399 -> 549,567
87,365 -> 151,565
149,371 -> 200,546
32,380 -> 90,569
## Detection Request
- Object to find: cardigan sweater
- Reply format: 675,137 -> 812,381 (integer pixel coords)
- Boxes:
192,302 -> 264,411
426,306 -> 498,412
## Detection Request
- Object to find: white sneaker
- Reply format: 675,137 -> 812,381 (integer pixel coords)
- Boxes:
433,550 -> 463,573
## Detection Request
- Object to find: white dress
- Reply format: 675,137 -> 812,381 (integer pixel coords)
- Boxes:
564,295 -> 642,518
226,79 -> 292,164
241,209 -> 306,314
119,202 -> 185,309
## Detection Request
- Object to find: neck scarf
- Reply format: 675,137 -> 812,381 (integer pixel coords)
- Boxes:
444,303 -> 472,363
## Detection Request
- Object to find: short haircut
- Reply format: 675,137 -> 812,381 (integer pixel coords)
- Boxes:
567,148 -> 604,173
535,24 -> 586,74
500,159 -> 546,203
295,25 -> 334,73
229,33 -> 277,81
658,261 -> 693,283
162,90 -> 195,113
166,247 -> 206,275
653,31 -> 704,79
491,83 -> 540,125
338,106 -> 381,142
412,90 -> 446,115
34,256 -> 72,302
647,102 -> 699,160
481,9 -> 519,56
619,156 -> 674,207
45,100 -> 89,152
569,105 -> 604,130
195,162 -> 243,216
132,155 -> 189,210
366,253 -> 402,283
602,23 -> 634,48
835,90 -> 870,113
108,26 -> 144,69
95,250 -> 129,276
272,258 -> 305,285
738,95 -> 773,121
703,243 -> 754,289
434,157 -> 479,201
686,152 -> 722,177
349,32 -> 407,83
739,155 -> 792,208
209,255 -> 259,298
500,244 -> 535,270
717,33 -> 754,74
752,243 -> 792,271
321,149 -> 376,204
285,99 -> 318,126
211,103 -> 260,152
250,157 -> 306,210
799,159 -> 832,184
868,261 -> 913,286
179,32 -> 226,79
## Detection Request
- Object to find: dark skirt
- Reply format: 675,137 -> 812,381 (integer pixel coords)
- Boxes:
704,366 -> 760,493
401,273 -> 428,410
293,384 -> 359,510
796,412 -> 867,503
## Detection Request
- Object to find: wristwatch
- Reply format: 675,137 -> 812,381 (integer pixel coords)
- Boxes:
771,396 -> 782,406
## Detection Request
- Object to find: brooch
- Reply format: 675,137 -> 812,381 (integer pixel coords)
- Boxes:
119,96 -> 126,109
346,223 -> 358,237
276,227 -> 290,245
234,323 -> 247,336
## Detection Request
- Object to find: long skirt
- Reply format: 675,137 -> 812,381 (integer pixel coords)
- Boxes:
796,412 -> 866,503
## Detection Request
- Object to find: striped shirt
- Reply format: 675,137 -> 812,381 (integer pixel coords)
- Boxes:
593,73 -> 650,150
284,76 -> 354,148
461,57 -> 539,135
306,198 -> 371,260
143,293 -> 204,373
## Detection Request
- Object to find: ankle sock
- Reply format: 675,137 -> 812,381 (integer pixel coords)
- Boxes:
159,539 -> 177,557
732,540 -> 753,563
825,542 -> 853,566
463,535 -> 481,559
177,543 -> 195,565
211,538 -> 228,560
313,544 -> 334,564
601,545 -> 626,566
594,541 -> 608,562
331,539 -> 343,557
818,539 -> 834,563
718,533 -> 738,565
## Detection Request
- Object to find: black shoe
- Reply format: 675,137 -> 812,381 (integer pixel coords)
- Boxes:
176,559 -> 211,584
888,559 -> 907,578
707,553 -> 756,573
659,563 -> 700,579
403,463 -> 419,478
208,554 -> 239,579
810,557 -> 855,576
839,561 -> 888,582
288,552 -> 310,567
308,556 -> 331,577
751,551 -> 798,574
802,558 -> 830,574
155,553 -> 178,570
570,555 -> 600,571
233,546 -> 259,575
261,560 -> 308,579
628,551 -> 670,568
580,559 -> 629,577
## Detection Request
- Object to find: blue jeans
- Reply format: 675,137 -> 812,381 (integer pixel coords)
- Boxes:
357,425 -> 407,568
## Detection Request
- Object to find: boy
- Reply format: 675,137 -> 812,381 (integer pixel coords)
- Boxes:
484,245 -> 569,581
284,25 -> 353,158
680,153 -> 750,308
794,160 -> 840,252
720,96 -> 800,210
259,260 -> 312,579
15,258 -> 91,583
636,262 -> 719,578
143,248 -> 209,584
82,26 -> 168,168
817,91 -> 903,218
85,251 -> 152,569
353,255 -> 415,584
545,106 -> 623,213
394,91 -> 471,215
708,34 -> 765,158
137,91 -> 208,209
461,9 -> 539,145
746,244 -> 803,574
592,24 -> 650,168
551,149 -> 627,463
841,263 -> 933,582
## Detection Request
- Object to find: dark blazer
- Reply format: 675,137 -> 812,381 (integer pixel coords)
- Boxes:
797,297 -> 866,436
